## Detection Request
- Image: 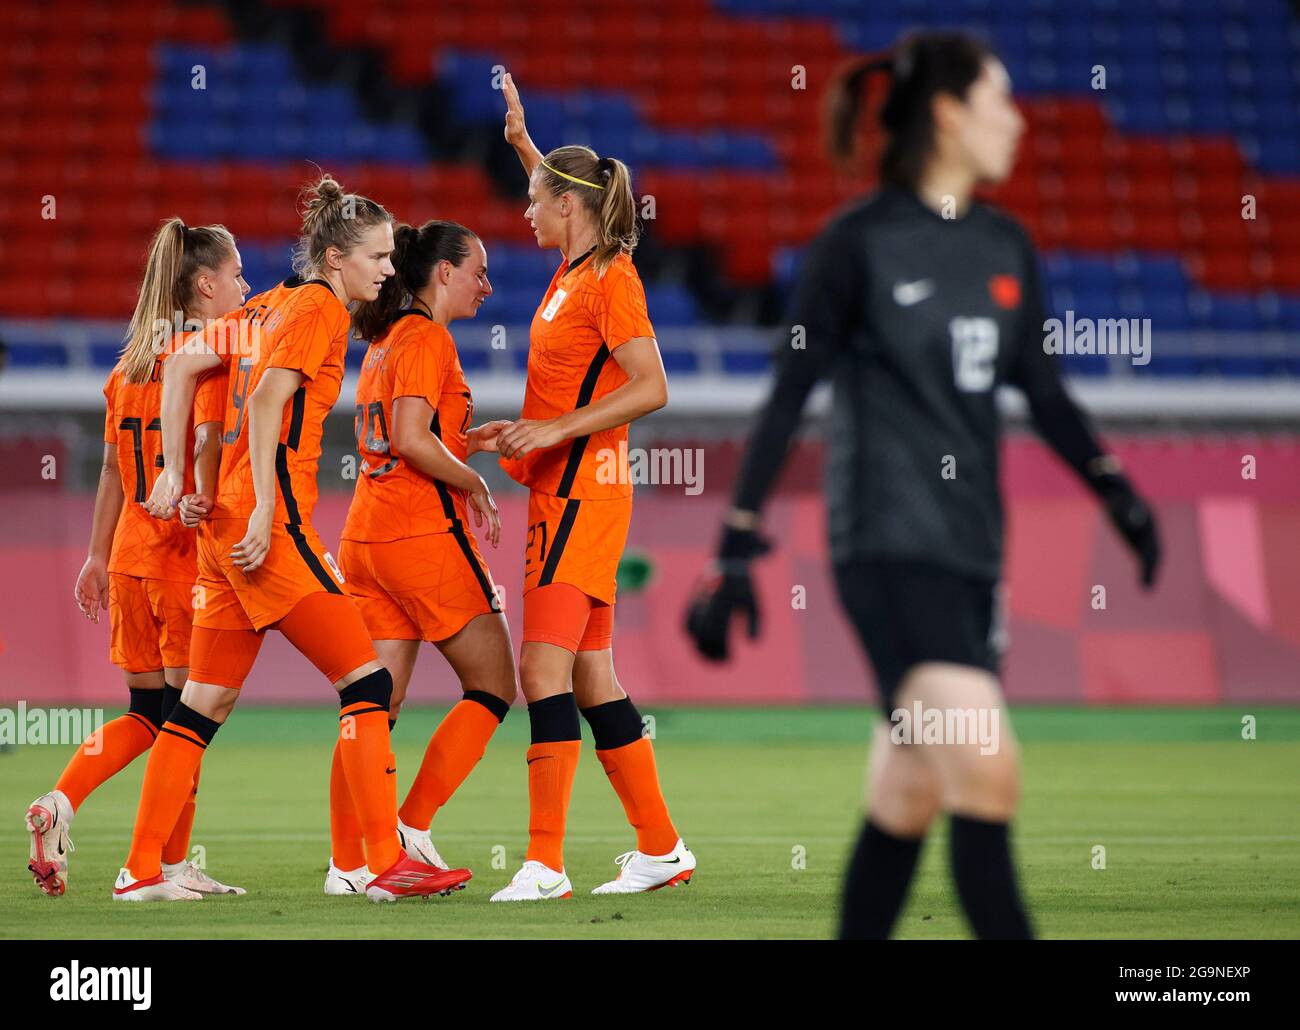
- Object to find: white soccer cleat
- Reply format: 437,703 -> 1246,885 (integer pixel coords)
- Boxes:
398,819 -> 449,870
591,839 -> 696,894
162,860 -> 246,895
112,867 -> 203,902
25,790 -> 74,897
489,860 -> 573,902
324,860 -> 376,896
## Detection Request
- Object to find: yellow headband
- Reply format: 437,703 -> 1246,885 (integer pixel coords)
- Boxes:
541,160 -> 605,190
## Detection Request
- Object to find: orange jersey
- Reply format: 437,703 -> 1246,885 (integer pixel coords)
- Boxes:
500,250 -> 655,499
103,356 -> 226,583
211,277 -> 350,526
341,310 -> 475,542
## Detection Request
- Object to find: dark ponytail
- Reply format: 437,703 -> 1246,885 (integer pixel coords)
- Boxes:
352,220 -> 478,341
825,30 -> 994,189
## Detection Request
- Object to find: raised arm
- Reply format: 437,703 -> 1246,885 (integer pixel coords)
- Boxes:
502,72 -> 544,178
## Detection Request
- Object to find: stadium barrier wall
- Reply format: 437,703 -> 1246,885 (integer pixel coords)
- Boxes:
2,437 -> 1298,707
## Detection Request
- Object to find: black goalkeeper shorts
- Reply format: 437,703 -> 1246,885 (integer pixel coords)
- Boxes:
832,557 -> 1006,718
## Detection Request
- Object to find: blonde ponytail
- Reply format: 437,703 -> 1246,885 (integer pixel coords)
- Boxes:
537,146 -> 640,277
119,218 -> 236,383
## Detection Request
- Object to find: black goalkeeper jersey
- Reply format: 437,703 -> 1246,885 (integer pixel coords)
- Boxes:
732,186 -> 1105,581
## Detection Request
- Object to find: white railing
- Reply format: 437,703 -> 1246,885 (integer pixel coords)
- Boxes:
2,319 -> 1299,419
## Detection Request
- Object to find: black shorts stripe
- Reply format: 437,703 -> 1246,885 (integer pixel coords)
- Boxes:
537,498 -> 581,588
450,524 -> 498,608
159,726 -> 207,750
285,522 -> 344,595
556,344 -> 611,498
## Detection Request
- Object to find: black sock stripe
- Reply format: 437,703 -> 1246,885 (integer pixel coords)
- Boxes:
340,704 -> 389,720
159,726 -> 207,750
537,499 -> 581,588
527,692 -> 581,743
124,712 -> 159,738
463,689 -> 511,723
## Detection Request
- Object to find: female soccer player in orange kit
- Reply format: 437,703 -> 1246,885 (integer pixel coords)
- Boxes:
324,220 -> 516,894
123,176 -> 471,902
489,74 -> 694,900
26,218 -> 245,898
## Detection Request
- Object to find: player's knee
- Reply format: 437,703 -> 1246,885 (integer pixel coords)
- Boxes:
518,652 -> 563,701
945,750 -> 1020,817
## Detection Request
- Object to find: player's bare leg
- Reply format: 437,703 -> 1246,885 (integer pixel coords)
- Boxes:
897,663 -> 1032,938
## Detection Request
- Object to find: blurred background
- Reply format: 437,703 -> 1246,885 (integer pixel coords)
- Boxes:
2,0 -> 1299,705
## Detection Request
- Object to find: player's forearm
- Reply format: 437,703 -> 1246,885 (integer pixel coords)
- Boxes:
193,424 -> 222,498
87,461 -> 125,560
554,370 -> 667,441
160,354 -> 207,473
400,431 -> 481,493
513,133 -> 544,177
730,358 -> 819,517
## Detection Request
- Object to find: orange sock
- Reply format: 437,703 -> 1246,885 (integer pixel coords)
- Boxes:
524,740 -> 581,872
55,712 -> 156,811
596,737 -> 679,856
329,738 -> 366,871
339,700 -> 400,875
124,708 -> 215,881
399,698 -> 502,831
161,761 -> 201,866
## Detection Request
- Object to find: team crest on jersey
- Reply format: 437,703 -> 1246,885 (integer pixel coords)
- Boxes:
988,275 -> 1021,309
322,551 -> 345,584
541,288 -> 568,322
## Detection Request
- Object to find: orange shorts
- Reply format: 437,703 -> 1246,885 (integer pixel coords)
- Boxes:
189,593 -> 377,689
108,573 -> 194,673
523,491 -> 631,606
196,517 -> 347,631
523,582 -> 614,653
339,529 -> 500,643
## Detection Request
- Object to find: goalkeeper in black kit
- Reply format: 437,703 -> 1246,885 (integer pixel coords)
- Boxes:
686,30 -> 1160,940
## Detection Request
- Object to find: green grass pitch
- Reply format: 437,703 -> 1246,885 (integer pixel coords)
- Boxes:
2,706 -> 1298,939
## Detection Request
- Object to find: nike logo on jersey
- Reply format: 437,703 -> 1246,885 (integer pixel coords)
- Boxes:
893,279 -> 935,306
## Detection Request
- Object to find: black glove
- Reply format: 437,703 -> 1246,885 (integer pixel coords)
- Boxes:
684,524 -> 771,662
1088,469 -> 1161,588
